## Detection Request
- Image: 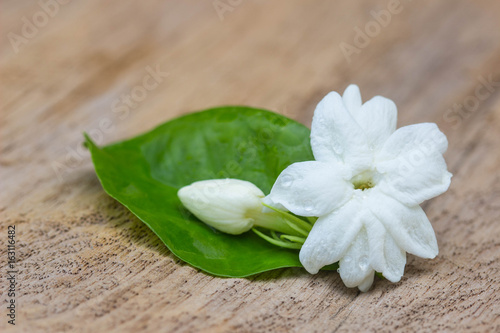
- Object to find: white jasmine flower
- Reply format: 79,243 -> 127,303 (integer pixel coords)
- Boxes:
178,179 -> 299,236
264,85 -> 452,291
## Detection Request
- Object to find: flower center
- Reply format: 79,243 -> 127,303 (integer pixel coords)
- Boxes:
350,169 -> 379,191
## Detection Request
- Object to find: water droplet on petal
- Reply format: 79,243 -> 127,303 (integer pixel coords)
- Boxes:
359,255 -> 369,271
330,135 -> 344,155
280,174 -> 294,187
303,200 -> 314,212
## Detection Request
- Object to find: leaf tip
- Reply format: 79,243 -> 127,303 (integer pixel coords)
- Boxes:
83,132 -> 97,150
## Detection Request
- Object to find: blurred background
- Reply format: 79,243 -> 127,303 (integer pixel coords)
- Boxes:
1,1 -> 499,332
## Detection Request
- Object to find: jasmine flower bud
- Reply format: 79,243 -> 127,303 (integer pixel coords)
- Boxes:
178,179 -> 299,236
178,179 -> 263,234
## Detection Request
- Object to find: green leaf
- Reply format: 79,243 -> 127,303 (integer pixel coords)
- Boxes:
85,106 -> 316,277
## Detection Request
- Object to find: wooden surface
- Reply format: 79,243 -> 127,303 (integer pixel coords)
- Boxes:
1,1 -> 500,332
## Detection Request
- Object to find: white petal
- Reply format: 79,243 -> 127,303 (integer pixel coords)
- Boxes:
352,96 -> 397,151
337,226 -> 374,288
357,271 -> 375,292
366,218 -> 406,282
381,232 -> 406,282
377,150 -> 452,206
377,123 -> 448,160
299,199 -> 364,274
342,84 -> 362,115
375,123 -> 451,205
367,191 -> 438,259
311,92 -> 372,174
265,161 -> 352,217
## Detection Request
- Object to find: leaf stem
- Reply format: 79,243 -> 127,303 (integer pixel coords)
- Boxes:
283,219 -> 309,237
253,203 -> 316,250
280,234 -> 306,244
252,228 -> 302,249
261,202 -> 313,232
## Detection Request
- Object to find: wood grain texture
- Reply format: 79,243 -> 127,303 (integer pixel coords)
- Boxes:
1,1 -> 500,332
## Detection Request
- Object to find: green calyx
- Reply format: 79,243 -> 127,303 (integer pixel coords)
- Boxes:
252,203 -> 317,250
